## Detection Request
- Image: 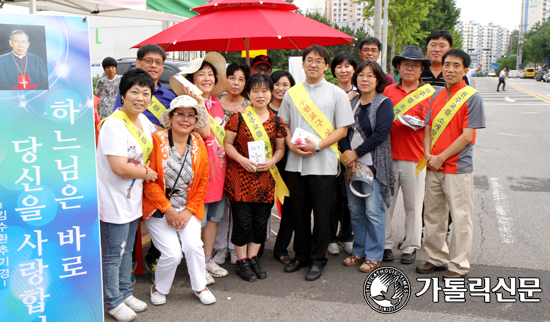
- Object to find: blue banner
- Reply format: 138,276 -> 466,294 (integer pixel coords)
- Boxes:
0,14 -> 103,321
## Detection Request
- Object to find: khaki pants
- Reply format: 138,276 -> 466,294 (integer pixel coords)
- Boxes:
424,171 -> 474,275
385,159 -> 426,254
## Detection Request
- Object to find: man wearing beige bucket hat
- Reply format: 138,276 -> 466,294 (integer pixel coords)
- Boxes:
170,52 -> 230,284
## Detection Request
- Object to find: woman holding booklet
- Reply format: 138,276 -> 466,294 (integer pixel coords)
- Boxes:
339,61 -> 395,273
224,73 -> 287,282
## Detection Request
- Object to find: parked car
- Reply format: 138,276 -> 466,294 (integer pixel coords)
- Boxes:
487,71 -> 496,77
102,58 -> 189,91
535,69 -> 546,81
543,71 -> 550,82
524,67 -> 536,78
508,70 -> 518,78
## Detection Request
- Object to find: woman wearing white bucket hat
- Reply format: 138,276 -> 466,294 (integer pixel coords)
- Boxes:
170,52 -> 229,283
142,95 -> 216,305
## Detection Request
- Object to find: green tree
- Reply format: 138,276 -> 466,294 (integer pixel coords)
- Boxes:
522,23 -> 550,66
361,0 -> 435,74
417,0 -> 462,50
496,56 -> 517,74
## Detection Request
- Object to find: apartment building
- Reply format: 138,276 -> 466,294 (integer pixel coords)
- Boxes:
459,21 -> 510,72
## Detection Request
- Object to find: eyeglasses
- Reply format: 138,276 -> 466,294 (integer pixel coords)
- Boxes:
361,48 -> 379,53
140,58 -> 164,66
228,75 -> 246,83
305,58 -> 325,65
400,63 -> 422,71
357,73 -> 376,80
172,112 -> 197,120
253,66 -> 272,73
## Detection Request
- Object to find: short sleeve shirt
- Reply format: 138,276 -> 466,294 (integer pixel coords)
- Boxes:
383,82 -> 431,162
95,75 -> 121,119
278,79 -> 355,176
204,96 -> 227,203
426,81 -> 486,174
224,110 -> 286,203
96,113 -> 156,223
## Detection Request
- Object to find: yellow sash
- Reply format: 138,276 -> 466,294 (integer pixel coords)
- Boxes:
393,84 -> 435,122
241,106 -> 290,204
208,113 -> 226,146
416,86 -> 478,175
147,95 -> 167,124
98,111 -> 153,163
287,82 -> 342,161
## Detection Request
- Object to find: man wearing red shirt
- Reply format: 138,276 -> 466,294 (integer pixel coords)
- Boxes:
382,46 -> 438,264
416,49 -> 486,278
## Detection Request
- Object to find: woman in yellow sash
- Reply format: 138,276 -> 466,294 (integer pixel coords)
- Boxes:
224,74 -> 287,281
97,68 -> 158,321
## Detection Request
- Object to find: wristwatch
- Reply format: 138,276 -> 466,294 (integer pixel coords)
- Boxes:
315,141 -> 320,153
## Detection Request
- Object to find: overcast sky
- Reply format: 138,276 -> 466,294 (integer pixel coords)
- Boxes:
294,0 -> 523,31
3,0 -> 523,31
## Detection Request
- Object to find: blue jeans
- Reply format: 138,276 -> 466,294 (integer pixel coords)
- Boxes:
100,218 -> 139,309
201,195 -> 227,228
345,179 -> 385,261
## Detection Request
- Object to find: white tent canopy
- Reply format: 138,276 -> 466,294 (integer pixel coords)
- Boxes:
5,0 -> 187,21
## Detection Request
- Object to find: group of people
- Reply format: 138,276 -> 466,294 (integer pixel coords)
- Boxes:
96,29 -> 485,322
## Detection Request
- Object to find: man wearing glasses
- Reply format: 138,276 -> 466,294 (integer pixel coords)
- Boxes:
113,44 -> 176,131
279,45 -> 354,281
250,55 -> 273,75
357,37 -> 394,86
382,46 -> 439,265
112,44 -> 176,282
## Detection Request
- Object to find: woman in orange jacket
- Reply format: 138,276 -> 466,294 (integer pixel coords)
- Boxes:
142,95 -> 215,306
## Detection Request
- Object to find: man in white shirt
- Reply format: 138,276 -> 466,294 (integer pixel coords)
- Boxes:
497,67 -> 507,92
279,45 -> 354,281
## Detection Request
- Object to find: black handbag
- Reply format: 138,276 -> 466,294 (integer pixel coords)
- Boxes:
151,130 -> 191,218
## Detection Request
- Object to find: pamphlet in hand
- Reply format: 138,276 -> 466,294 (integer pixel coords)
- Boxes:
248,141 -> 266,165
172,73 -> 203,96
290,127 -> 321,145
397,115 -> 425,131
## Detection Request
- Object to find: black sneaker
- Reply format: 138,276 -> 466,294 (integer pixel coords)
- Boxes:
236,258 -> 257,282
249,256 -> 267,279
383,249 -> 394,262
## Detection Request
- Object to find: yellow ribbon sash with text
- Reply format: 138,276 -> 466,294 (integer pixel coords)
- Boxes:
416,86 -> 478,175
98,110 -> 153,163
241,106 -> 289,204
393,84 -> 435,122
147,95 -> 167,124
287,82 -> 342,161
208,113 -> 226,146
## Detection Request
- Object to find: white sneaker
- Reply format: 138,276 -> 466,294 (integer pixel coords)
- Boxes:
194,287 -> 216,305
205,270 -> 215,285
108,303 -> 136,322
327,243 -> 340,255
150,286 -> 166,306
123,295 -> 147,312
230,249 -> 237,264
206,257 -> 228,277
213,248 -> 228,265
340,241 -> 354,255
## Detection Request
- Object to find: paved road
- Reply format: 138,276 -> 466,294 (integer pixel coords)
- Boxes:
105,77 -> 549,321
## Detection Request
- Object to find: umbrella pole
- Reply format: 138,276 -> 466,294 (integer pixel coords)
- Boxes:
245,38 -> 250,66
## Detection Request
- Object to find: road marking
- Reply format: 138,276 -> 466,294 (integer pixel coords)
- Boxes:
484,103 -> 550,106
489,178 -> 514,244
497,133 -> 523,137
519,112 -> 540,114
504,97 -> 516,102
